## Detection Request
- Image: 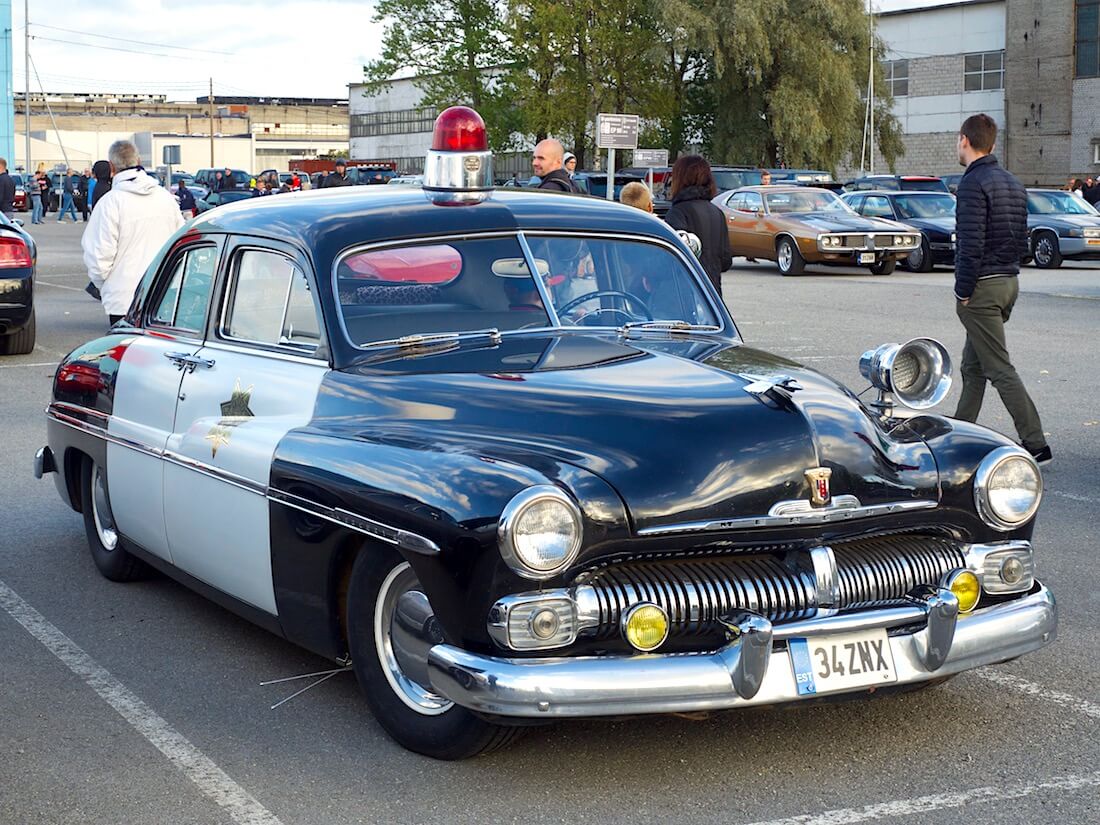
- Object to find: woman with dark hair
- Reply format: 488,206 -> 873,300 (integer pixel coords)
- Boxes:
89,160 -> 113,211
664,155 -> 732,294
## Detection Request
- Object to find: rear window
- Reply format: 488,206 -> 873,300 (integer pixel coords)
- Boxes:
899,178 -> 948,192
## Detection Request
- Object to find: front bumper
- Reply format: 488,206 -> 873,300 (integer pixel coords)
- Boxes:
427,583 -> 1056,718
1057,237 -> 1100,259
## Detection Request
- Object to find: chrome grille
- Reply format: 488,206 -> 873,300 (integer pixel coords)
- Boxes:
584,535 -> 965,638
834,535 -> 965,609
586,555 -> 815,637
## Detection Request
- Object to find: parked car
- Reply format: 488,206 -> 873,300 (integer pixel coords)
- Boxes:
193,168 -> 251,191
11,172 -> 28,212
172,180 -> 210,202
845,175 -> 949,193
349,166 -> 396,185
0,213 -> 37,354
36,106 -> 1056,761
194,190 -> 254,213
711,165 -> 762,192
714,185 -> 921,275
387,174 -> 425,186
768,168 -> 833,185
842,190 -> 957,271
572,171 -> 645,199
940,174 -> 963,194
1025,188 -> 1100,268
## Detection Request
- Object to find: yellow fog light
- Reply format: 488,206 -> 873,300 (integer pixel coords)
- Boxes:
943,569 -> 981,613
622,603 -> 669,652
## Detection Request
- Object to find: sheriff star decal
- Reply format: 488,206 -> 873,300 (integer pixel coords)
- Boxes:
204,379 -> 256,458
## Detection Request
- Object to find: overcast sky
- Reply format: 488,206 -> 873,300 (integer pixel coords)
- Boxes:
12,0 -> 967,102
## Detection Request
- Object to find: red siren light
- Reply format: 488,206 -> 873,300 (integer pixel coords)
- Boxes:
431,106 -> 489,152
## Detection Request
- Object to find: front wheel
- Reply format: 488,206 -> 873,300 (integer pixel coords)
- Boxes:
1031,231 -> 1063,269
80,458 -> 149,581
776,237 -> 805,275
346,548 -> 523,759
870,257 -> 896,276
906,237 -> 933,272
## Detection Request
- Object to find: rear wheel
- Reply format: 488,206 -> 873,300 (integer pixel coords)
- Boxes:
0,310 -> 35,355
870,257 -> 896,276
906,237 -> 933,272
346,548 -> 523,759
1031,230 -> 1062,268
776,237 -> 805,275
80,458 -> 149,582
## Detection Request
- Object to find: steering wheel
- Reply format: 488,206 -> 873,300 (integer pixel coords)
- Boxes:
556,290 -> 652,326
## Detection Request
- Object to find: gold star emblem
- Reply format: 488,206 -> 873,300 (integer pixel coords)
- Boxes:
220,379 -> 255,417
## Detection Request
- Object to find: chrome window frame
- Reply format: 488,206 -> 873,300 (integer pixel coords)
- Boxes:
144,243 -> 220,338
331,229 -> 736,350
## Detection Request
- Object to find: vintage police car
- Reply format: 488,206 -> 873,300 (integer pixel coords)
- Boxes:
37,108 -> 1056,760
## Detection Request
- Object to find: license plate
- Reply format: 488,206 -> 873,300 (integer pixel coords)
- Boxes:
859,252 -> 876,264
788,628 -> 897,696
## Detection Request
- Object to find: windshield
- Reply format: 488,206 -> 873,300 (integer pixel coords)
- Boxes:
765,190 -> 852,214
893,193 -> 956,219
1028,191 -> 1099,216
335,234 -> 720,347
713,170 -> 761,191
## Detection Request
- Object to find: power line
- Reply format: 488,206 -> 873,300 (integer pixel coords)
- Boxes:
31,35 -> 217,61
29,23 -> 235,56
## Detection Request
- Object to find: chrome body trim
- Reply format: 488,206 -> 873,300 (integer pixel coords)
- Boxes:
46,403 -> 439,557
963,540 -> 1034,595
808,545 -> 840,613
429,584 -> 1056,718
636,497 -> 935,536
973,446 -> 1043,531
34,446 -> 56,478
201,339 -> 329,367
266,487 -> 441,556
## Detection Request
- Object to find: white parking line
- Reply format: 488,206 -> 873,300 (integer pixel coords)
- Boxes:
35,280 -> 86,292
0,361 -> 57,369
1047,489 -> 1100,505
739,772 -> 1100,825
972,668 -> 1100,720
0,579 -> 283,825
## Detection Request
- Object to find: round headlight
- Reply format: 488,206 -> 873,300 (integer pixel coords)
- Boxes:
498,485 -> 582,580
858,338 -> 952,410
974,447 -> 1043,531
894,235 -> 904,246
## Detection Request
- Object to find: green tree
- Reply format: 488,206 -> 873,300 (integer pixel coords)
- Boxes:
363,0 -> 520,150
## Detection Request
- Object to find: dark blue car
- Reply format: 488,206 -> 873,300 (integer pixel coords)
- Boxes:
843,190 -> 957,271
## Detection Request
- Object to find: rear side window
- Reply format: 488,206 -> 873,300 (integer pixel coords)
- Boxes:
149,246 -> 218,333
223,250 -> 322,350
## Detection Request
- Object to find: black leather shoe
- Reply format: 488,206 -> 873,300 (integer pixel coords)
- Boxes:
1027,445 -> 1052,467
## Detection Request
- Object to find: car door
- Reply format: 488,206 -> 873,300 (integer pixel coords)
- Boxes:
739,192 -> 768,258
163,239 -> 330,615
108,238 -> 222,563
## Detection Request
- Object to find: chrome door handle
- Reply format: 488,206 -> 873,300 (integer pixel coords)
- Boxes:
164,351 -> 215,373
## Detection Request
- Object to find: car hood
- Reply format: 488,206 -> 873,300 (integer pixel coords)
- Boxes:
324,335 -> 939,533
902,217 -> 955,236
1029,213 -> 1100,229
785,212 -> 911,233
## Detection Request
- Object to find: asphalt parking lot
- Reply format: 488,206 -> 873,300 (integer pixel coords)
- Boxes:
2,221 -> 1098,825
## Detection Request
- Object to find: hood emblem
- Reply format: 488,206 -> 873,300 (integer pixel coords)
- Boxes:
805,467 -> 832,507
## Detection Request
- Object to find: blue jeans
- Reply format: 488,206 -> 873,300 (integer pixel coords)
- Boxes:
58,193 -> 78,222
30,193 -> 43,223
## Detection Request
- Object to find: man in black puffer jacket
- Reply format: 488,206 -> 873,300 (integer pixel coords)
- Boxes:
953,113 -> 1050,465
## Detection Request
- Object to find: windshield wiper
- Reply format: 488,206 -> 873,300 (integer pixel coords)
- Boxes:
360,327 -> 503,351
618,320 -> 721,337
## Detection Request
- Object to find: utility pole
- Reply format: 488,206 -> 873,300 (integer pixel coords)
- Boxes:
208,77 -> 214,166
24,0 -> 30,175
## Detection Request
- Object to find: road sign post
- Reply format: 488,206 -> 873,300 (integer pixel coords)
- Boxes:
596,113 -> 640,201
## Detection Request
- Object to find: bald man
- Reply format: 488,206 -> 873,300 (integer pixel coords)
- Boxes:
532,139 -> 579,193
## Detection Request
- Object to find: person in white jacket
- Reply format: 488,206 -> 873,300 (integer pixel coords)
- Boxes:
82,140 -> 184,324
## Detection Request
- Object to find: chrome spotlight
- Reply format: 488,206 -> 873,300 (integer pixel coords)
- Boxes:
859,338 -> 952,411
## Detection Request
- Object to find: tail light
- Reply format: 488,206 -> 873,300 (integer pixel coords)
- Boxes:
0,237 -> 32,268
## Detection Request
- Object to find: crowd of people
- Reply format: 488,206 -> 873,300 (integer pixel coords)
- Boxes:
1066,176 -> 1100,205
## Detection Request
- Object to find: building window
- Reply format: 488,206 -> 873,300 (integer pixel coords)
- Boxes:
964,51 -> 1004,91
885,59 -> 908,97
1078,0 -> 1100,77
350,108 -> 439,138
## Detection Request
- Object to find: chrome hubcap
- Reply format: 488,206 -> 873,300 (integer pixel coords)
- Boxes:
374,562 -> 452,715
91,465 -> 118,551
1035,237 -> 1053,264
908,244 -> 924,268
778,242 -> 792,271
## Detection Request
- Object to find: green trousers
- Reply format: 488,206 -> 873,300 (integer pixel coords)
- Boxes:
954,276 -> 1046,450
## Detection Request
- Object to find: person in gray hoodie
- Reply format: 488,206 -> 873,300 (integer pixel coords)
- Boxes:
81,141 -> 184,325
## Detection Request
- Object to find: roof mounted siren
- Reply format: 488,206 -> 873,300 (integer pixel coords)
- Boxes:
423,106 -> 493,204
